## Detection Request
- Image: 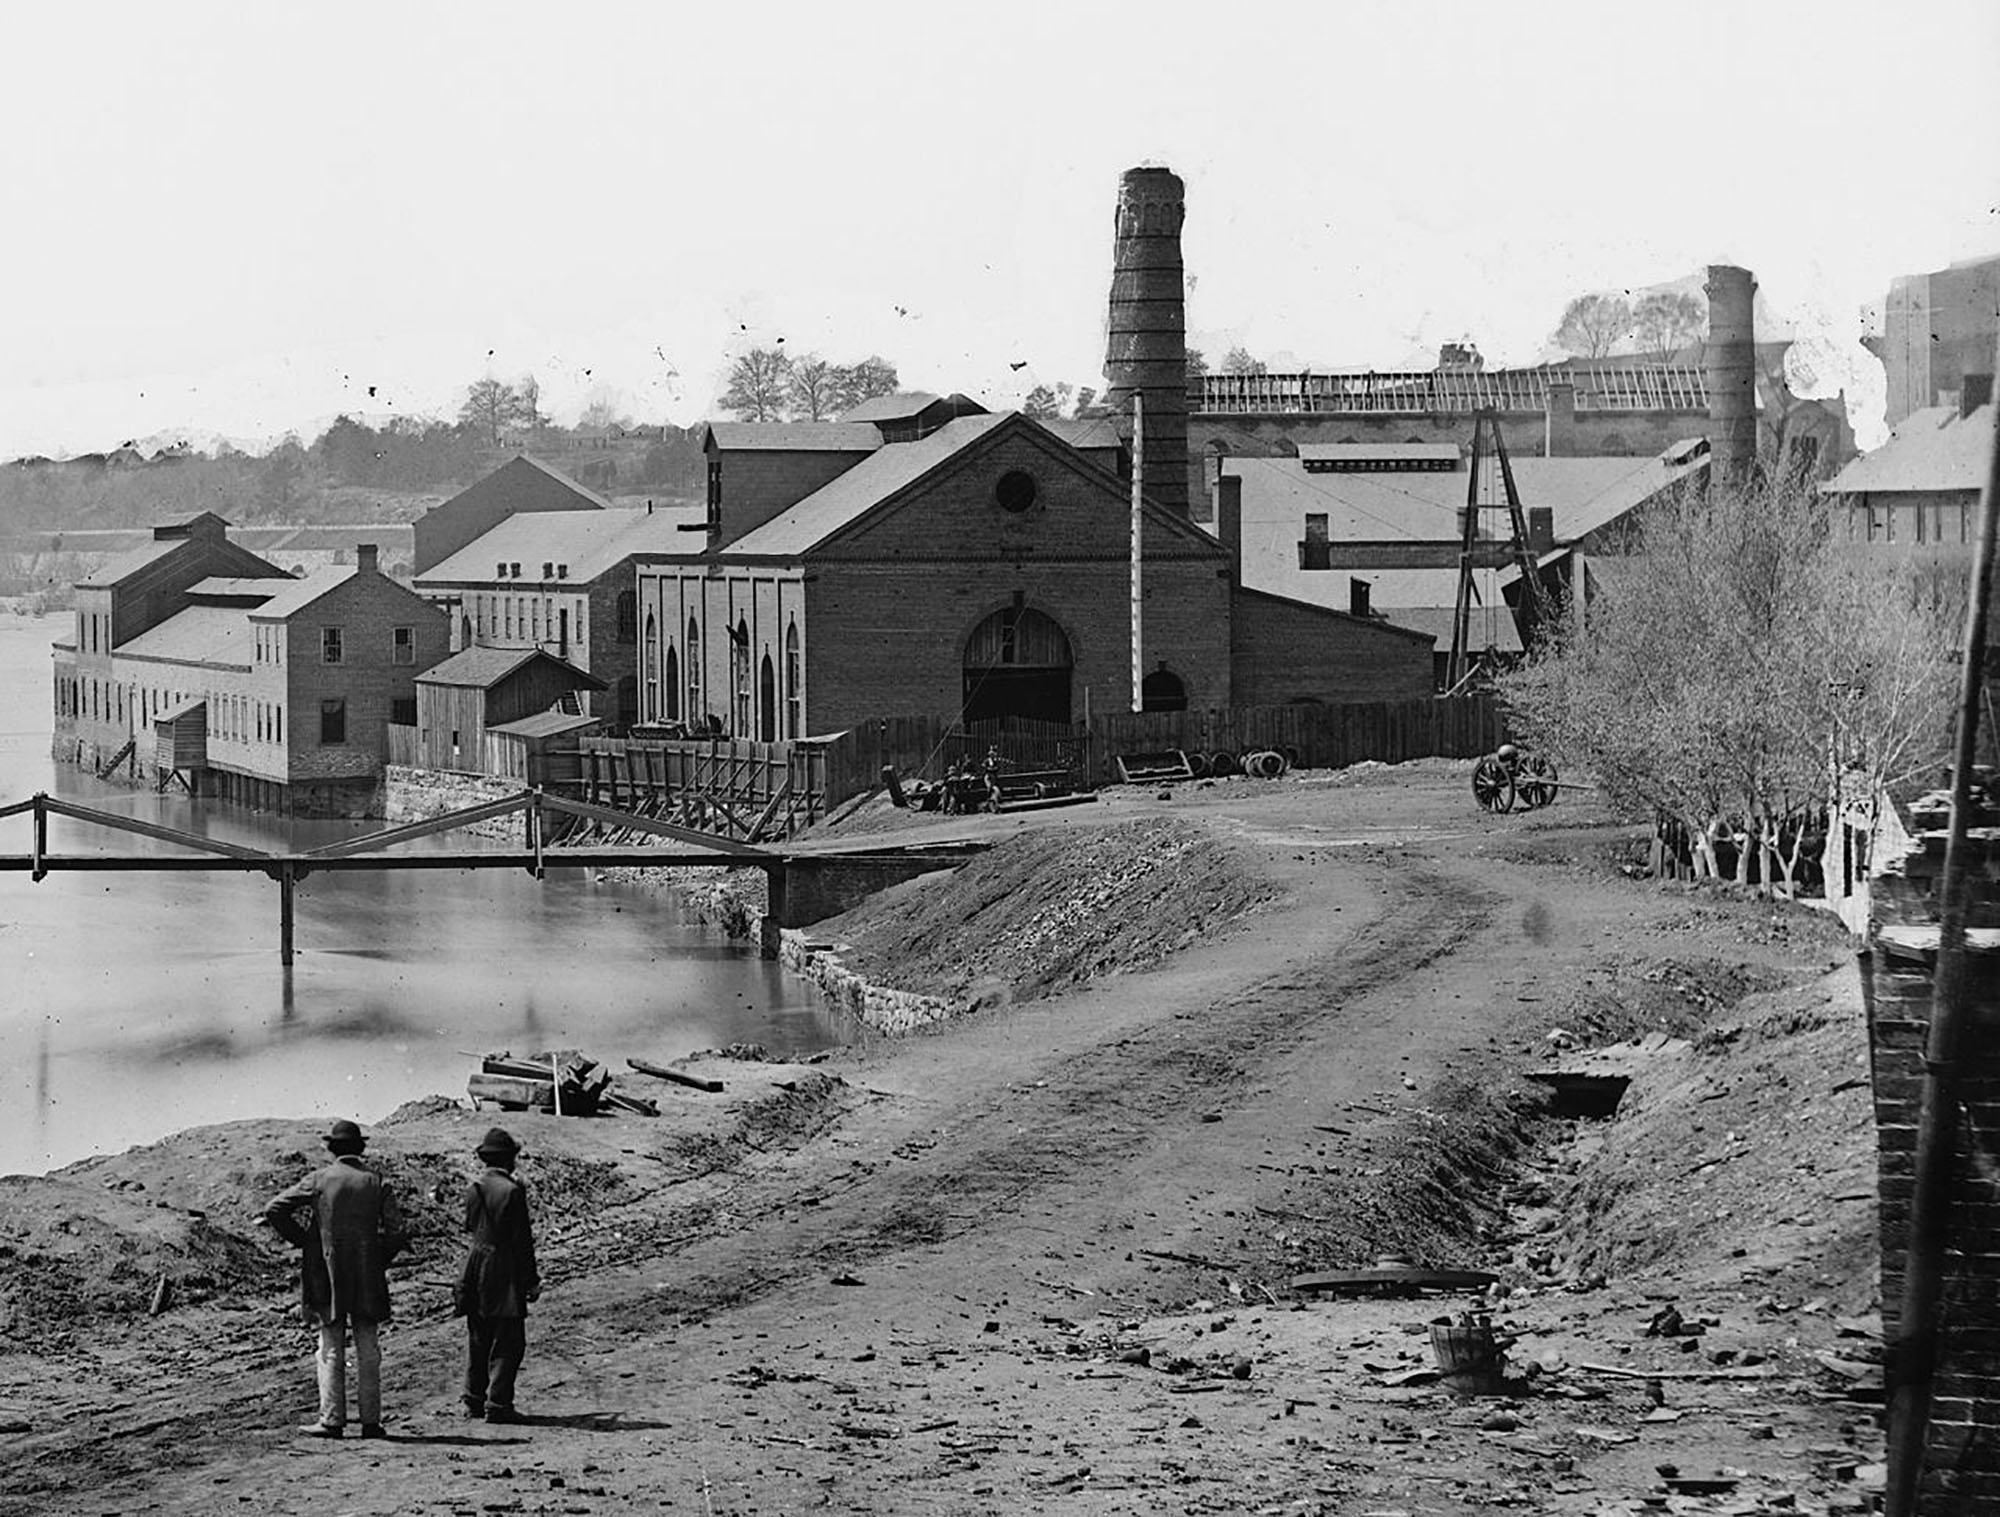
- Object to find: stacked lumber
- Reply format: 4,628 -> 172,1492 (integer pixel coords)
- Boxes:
467,1049 -> 659,1117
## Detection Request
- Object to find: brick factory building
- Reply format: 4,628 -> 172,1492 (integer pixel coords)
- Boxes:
51,515 -> 449,816
413,483 -> 705,730
632,409 -> 1432,741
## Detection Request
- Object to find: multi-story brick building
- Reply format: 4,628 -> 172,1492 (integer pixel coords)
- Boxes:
53,526 -> 448,816
634,409 -> 1432,741
411,453 -> 611,575
413,500 -> 703,730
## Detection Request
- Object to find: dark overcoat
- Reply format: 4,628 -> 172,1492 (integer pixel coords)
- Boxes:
455,1167 -> 539,1319
262,1155 -> 406,1325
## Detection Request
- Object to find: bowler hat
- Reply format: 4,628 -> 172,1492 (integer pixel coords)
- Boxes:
324,1119 -> 365,1150
475,1127 -> 520,1158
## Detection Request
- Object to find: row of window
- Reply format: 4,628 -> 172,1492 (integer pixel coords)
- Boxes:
1846,498 -> 1974,547
57,678 -> 353,748
638,614 -> 803,741
464,594 -> 586,651
309,625 -> 418,665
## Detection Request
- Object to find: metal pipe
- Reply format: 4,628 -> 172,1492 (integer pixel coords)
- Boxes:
1885,336 -> 2000,1516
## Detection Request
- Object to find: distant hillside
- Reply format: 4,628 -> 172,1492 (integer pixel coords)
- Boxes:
0,416 -> 706,537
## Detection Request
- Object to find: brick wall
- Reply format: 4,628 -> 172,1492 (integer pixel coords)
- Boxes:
1868,792 -> 2000,1507
280,571 -> 450,782
1230,587 -> 1435,703
714,448 -> 874,546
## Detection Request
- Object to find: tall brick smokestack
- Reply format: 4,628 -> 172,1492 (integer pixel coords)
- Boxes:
1105,166 -> 1190,519
1704,264 -> 1758,487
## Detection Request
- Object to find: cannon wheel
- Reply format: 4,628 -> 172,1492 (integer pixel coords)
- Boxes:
1472,755 -> 1515,813
1517,754 -> 1559,810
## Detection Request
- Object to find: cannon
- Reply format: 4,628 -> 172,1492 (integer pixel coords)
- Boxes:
1472,744 -> 1561,813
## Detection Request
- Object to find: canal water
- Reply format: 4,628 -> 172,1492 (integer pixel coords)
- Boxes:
0,611 -> 847,1176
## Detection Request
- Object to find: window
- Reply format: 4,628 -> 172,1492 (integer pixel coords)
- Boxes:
686,618 -> 703,720
785,622 -> 801,740
643,613 -> 659,722
994,469 -> 1038,513
275,706 -> 283,744
617,590 -> 638,645
731,619 -> 751,736
393,626 -> 415,665
665,645 -> 680,720
322,627 -> 344,664
391,696 -> 415,725
320,698 -> 346,745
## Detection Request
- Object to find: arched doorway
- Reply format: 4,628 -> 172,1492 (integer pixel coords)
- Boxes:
758,653 -> 776,741
665,645 -> 681,720
1141,668 -> 1187,712
962,604 -> 1073,725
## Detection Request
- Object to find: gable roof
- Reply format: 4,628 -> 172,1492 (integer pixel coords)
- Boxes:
417,505 -> 708,586
415,645 -> 607,691
723,414 -> 1013,555
489,711 -> 602,740
77,538 -> 183,588
723,410 -> 1225,560
115,606 -> 255,668
1224,445 -> 1708,549
703,421 -> 883,453
1825,405 -> 1991,495
187,577 -> 289,602
507,453 -> 619,509
838,391 -> 941,423
246,566 -> 438,623
1039,416 -> 1123,453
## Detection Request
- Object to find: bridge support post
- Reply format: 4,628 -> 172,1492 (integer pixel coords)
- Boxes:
279,862 -> 296,967
761,865 -> 786,959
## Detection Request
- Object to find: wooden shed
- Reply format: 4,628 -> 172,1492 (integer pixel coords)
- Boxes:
152,697 -> 208,791
413,646 -> 605,774
486,710 -> 600,786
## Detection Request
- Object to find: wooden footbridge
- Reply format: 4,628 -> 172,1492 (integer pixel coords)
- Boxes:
0,790 -> 981,966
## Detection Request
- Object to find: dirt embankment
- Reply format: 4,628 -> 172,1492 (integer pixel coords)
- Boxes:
0,764 -> 1888,1515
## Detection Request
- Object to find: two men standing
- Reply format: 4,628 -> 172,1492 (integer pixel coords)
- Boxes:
263,1120 -> 540,1438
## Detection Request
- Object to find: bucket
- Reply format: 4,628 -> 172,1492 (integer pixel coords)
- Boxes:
1429,1312 -> 1507,1396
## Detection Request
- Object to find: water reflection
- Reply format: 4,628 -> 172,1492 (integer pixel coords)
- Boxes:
0,613 -> 847,1175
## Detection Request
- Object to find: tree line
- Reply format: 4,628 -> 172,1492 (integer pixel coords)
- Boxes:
719,350 -> 900,422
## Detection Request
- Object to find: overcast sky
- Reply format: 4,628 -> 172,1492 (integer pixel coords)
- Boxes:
2,0 -> 1993,458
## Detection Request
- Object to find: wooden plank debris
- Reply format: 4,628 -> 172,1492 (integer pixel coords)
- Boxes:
627,1056 -> 724,1094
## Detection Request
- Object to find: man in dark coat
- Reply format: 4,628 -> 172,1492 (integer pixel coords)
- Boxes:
455,1127 -> 540,1423
262,1119 -> 407,1439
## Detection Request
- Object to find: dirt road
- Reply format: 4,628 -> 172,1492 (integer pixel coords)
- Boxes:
0,761 -> 1881,1514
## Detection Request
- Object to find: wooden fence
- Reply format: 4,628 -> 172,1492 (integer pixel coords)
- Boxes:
396,697 -> 1505,835
812,696 -> 1507,812
573,736 -> 825,841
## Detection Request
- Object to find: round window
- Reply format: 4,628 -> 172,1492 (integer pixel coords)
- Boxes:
995,470 -> 1038,513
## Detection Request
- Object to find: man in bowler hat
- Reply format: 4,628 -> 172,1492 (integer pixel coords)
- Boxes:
262,1119 -> 407,1439
456,1127 -> 540,1423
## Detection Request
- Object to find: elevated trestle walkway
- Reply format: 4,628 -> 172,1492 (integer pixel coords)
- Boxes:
0,790 -> 981,964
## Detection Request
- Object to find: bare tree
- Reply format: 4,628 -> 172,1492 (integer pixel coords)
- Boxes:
1499,476 -> 1954,895
787,355 -> 838,420
1185,347 -> 1209,378
517,374 -> 544,431
1633,291 -> 1706,360
1022,383 -> 1072,419
1553,294 -> 1634,359
458,378 -> 526,443
720,348 -> 793,422
830,356 -> 899,414
1220,345 -> 1267,376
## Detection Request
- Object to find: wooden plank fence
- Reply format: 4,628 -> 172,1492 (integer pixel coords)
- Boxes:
812,696 -> 1507,813
396,697 -> 1505,836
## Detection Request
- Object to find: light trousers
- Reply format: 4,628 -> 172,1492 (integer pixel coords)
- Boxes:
315,1316 -> 382,1427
